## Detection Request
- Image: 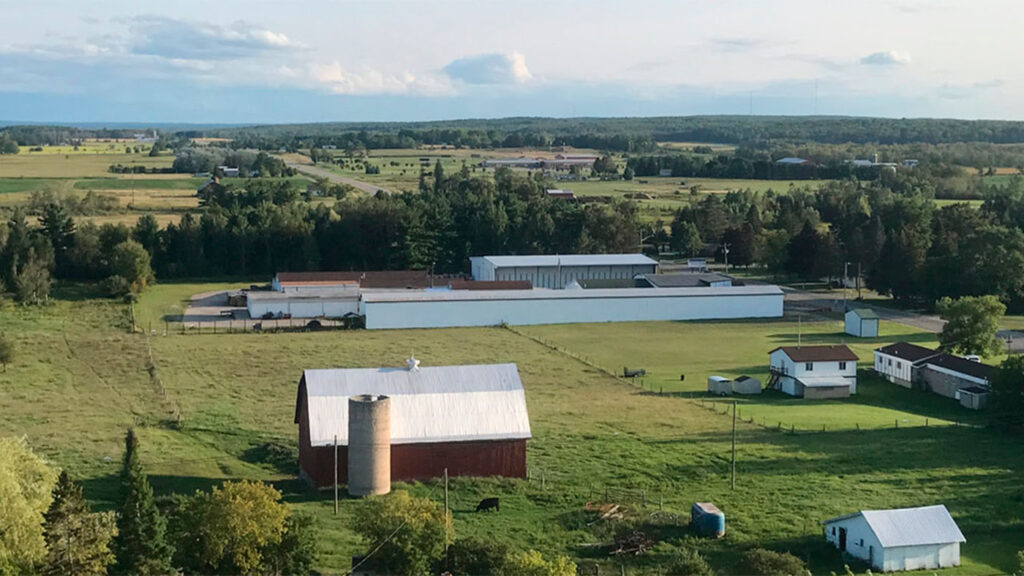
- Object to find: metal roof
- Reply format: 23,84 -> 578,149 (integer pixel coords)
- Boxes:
925,353 -> 996,382
874,342 -> 940,363
248,287 -> 359,301
298,363 -> 531,447
478,254 -> 658,268
770,345 -> 859,362
849,308 -> 879,319
363,285 -> 783,303
824,505 -> 965,548
644,273 -> 734,288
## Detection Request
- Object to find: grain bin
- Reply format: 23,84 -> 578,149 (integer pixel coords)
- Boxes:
348,394 -> 391,496
691,502 -> 725,538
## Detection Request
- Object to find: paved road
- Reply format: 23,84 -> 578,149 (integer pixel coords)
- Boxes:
286,162 -> 388,195
781,286 -> 946,333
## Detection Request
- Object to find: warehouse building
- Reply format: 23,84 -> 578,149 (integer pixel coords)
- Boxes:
470,254 -> 658,289
361,285 -> 784,329
272,270 -> 430,292
822,505 -> 965,572
294,360 -> 531,488
247,286 -> 360,319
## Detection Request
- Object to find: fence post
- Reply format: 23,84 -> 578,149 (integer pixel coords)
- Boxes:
895,419 -> 899,429
642,490 -> 647,507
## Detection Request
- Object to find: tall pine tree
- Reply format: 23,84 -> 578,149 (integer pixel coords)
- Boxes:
112,429 -> 173,575
43,471 -> 117,576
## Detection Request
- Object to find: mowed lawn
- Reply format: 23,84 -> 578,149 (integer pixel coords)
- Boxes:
1,286 -> 1023,574
515,320 -> 994,431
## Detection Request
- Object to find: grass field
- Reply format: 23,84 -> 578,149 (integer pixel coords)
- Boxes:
1,282 -> 1022,574
0,150 -> 173,178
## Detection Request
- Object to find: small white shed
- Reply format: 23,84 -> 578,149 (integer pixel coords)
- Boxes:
707,376 -> 732,396
845,308 -> 879,338
822,505 -> 965,572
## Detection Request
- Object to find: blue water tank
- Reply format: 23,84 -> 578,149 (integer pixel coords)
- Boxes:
691,502 -> 725,538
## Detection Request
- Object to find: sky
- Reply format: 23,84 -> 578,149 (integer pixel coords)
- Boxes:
0,0 -> 1021,124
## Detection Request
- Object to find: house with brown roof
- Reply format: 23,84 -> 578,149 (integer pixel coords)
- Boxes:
768,345 -> 859,399
873,341 -> 996,410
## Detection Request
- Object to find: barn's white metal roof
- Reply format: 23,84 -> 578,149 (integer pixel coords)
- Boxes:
362,285 -> 783,303
478,254 -> 658,268
248,287 -> 359,301
824,505 -> 965,548
300,363 -> 531,447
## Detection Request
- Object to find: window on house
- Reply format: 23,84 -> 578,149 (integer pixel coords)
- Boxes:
859,538 -> 864,547
839,362 -> 847,370
897,361 -> 902,370
805,362 -> 814,371
831,527 -> 836,535
888,358 -> 892,366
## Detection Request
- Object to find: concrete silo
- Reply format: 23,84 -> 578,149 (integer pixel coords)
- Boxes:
347,394 -> 391,496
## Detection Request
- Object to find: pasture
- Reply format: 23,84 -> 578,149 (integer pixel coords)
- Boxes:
1,283 -> 1022,574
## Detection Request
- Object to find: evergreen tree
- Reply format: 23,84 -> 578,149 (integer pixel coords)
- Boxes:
112,429 -> 173,576
433,160 -> 445,194
38,203 -> 75,277
43,471 -> 117,576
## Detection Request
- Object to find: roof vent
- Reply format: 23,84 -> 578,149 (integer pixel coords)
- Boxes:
407,356 -> 420,371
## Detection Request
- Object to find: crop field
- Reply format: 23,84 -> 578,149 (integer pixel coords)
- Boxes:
1,282 -> 1022,574
0,150 -> 172,178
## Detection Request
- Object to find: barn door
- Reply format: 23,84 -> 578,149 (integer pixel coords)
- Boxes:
838,527 -> 847,551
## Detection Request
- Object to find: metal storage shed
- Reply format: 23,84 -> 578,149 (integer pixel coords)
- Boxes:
845,308 -> 880,338
823,505 -> 965,572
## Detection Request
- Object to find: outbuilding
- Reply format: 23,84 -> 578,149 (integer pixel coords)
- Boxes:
822,505 -> 965,572
247,287 -> 360,319
470,254 -> 658,289
768,345 -> 858,398
294,360 -> 531,488
845,308 -> 879,338
873,342 -> 941,388
361,285 -> 784,329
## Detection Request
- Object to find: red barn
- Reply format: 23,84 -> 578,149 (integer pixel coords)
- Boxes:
294,360 -> 531,488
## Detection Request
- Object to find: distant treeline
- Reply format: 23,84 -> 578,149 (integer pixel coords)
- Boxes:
0,125 -> 151,146
626,154 -> 890,181
0,167 -> 639,286
171,148 -> 295,176
193,116 -> 1024,151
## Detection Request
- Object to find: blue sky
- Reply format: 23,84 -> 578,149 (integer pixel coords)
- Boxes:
0,0 -> 1019,123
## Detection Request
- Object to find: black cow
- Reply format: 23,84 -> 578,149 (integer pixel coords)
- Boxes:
475,497 -> 500,512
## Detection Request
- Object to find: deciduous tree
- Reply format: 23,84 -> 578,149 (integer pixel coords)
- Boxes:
0,436 -> 58,575
936,295 -> 1006,356
353,490 -> 453,576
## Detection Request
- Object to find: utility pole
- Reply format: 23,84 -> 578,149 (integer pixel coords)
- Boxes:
843,261 -> 850,312
857,262 -> 862,300
731,401 -> 737,490
333,435 -> 339,515
722,243 -> 731,274
444,467 -> 449,518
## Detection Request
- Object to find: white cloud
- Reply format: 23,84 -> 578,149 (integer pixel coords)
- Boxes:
129,16 -> 302,61
860,50 -> 912,66
309,61 -> 451,95
443,52 -> 532,85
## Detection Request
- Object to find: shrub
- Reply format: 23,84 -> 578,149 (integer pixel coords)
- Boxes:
442,538 -> 509,575
500,549 -> 577,576
665,545 -> 715,576
100,275 -> 132,298
353,490 -> 452,576
739,548 -> 807,576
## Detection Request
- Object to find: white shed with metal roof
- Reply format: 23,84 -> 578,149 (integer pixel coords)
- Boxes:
822,505 -> 965,572
470,254 -> 658,289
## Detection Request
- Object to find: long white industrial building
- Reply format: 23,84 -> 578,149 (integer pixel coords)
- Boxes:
470,254 -> 658,289
361,285 -> 783,329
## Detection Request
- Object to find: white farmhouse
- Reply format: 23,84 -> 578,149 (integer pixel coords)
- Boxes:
822,505 -> 965,572
768,345 -> 858,399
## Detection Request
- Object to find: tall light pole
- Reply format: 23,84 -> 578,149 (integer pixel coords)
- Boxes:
722,243 -> 731,274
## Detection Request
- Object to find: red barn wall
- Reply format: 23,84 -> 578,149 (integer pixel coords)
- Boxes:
298,437 -> 527,489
